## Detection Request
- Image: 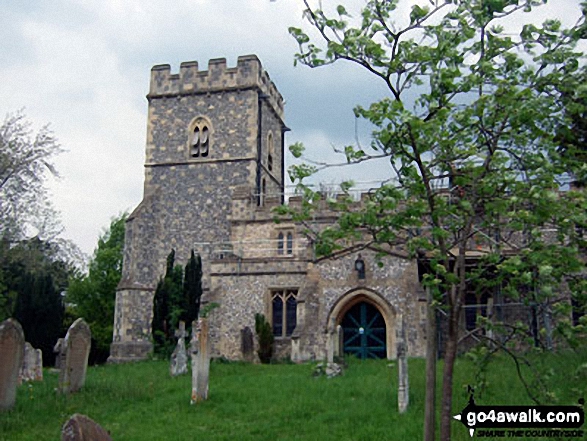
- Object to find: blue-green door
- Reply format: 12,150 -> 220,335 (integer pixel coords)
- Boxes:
341,302 -> 386,359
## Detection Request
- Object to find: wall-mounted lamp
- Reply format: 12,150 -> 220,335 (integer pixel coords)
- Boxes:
354,254 -> 366,280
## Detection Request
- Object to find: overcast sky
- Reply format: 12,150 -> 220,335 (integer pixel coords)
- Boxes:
0,0 -> 583,259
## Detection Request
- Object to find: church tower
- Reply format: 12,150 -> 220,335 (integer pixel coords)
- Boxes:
109,56 -> 287,362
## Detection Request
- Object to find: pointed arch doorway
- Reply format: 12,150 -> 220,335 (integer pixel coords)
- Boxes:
341,301 -> 386,359
328,289 -> 395,360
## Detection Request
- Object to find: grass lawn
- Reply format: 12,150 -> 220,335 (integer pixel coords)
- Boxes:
1,349 -> 586,441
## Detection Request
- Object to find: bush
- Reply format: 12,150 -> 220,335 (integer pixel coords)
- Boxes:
255,313 -> 273,364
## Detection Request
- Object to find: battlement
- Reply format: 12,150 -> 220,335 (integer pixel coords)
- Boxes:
149,55 -> 284,119
229,185 -> 376,223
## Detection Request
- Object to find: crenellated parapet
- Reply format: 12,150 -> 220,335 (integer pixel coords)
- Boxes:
148,55 -> 284,120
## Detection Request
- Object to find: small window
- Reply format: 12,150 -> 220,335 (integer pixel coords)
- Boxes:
189,117 -> 211,158
286,232 -> 293,255
267,132 -> 274,172
277,232 -> 284,255
271,289 -> 298,337
262,178 -> 266,204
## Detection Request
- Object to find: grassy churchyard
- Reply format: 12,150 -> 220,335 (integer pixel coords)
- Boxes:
1,350 -> 586,441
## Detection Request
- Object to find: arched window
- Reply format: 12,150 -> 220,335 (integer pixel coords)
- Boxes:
260,178 -> 266,206
286,232 -> 293,255
277,232 -> 284,255
188,117 -> 211,158
267,132 -> 274,172
271,289 -> 298,337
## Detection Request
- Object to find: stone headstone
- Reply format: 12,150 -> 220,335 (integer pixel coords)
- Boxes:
313,362 -> 343,378
170,321 -> 188,377
326,329 -> 335,364
397,318 -> 409,414
61,413 -> 112,441
34,349 -> 43,381
0,319 -> 25,411
54,338 -> 65,369
59,318 -> 91,394
191,317 -> 210,404
335,325 -> 343,359
19,342 -> 37,384
240,326 -> 254,362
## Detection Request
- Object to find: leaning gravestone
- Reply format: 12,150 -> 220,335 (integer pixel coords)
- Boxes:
170,321 -> 188,377
19,342 -> 41,384
191,317 -> 210,403
34,349 -> 43,381
0,319 -> 25,410
61,413 -> 112,441
59,318 -> 91,394
54,338 -> 65,369
240,326 -> 254,363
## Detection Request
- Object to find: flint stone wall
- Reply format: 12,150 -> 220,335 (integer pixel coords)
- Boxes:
111,56 -> 286,362
208,258 -> 307,360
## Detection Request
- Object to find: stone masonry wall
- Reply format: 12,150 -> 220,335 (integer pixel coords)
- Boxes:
111,56 -> 287,362
209,260 -> 307,360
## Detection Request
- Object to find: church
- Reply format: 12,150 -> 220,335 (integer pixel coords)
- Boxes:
108,55 -> 428,363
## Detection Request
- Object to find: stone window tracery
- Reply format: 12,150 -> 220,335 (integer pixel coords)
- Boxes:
277,232 -> 284,255
188,117 -> 211,158
271,289 -> 298,337
276,230 -> 293,256
286,232 -> 293,255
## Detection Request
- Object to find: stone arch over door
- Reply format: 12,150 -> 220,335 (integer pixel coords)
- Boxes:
326,288 -> 396,359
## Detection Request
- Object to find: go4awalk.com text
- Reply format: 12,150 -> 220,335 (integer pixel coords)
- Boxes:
453,395 -> 584,438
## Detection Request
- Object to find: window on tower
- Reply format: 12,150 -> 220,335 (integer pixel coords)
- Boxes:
267,132 -> 274,172
188,117 -> 211,158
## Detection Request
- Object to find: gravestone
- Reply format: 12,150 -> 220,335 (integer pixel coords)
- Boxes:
191,317 -> 210,403
34,349 -> 43,381
326,329 -> 335,364
170,321 -> 188,376
54,338 -> 65,369
336,325 -> 343,359
240,326 -> 254,362
61,413 -> 112,441
59,318 -> 91,394
0,319 -> 25,411
397,318 -> 409,414
19,342 -> 37,383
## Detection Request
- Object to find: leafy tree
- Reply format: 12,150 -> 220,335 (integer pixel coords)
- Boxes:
67,214 -> 126,363
286,1 -> 587,440
152,249 -> 204,356
255,313 -> 274,364
183,250 -> 203,325
555,66 -> 587,186
2,237 -> 73,365
0,111 -> 63,242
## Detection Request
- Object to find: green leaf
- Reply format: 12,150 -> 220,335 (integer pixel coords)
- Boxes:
410,5 -> 429,24
289,142 -> 305,158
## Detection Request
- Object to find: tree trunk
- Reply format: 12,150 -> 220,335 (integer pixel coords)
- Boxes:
423,287 -> 437,441
439,302 -> 459,441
